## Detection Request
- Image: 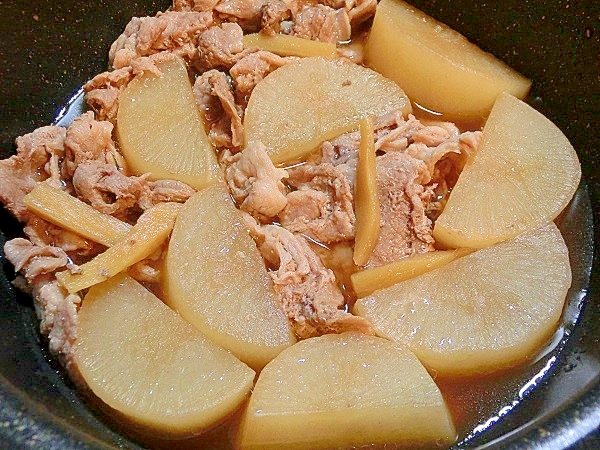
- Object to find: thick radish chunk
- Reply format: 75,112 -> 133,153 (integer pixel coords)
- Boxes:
355,223 -> 571,376
117,55 -> 219,189
433,92 -> 581,249
244,56 -> 412,165
164,184 -> 296,371
238,333 -> 456,449
75,273 -> 255,435
365,0 -> 531,120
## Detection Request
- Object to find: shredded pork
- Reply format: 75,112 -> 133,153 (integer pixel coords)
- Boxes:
223,142 -> 289,220
3,239 -> 81,371
247,219 -> 373,338
193,69 -> 245,148
109,10 -> 214,69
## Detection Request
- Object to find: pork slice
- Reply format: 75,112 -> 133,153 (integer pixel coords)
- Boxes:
415,130 -> 483,220
406,130 -> 482,185
458,130 -> 482,160
320,0 -> 344,8
279,162 -> 355,245
346,0 -> 377,25
321,137 -> 358,169
4,238 -> 69,281
320,109 -> 418,168
214,0 -> 268,30
247,220 -> 373,338
223,141 -> 288,220
3,238 -> 81,371
367,152 -> 435,268
229,50 -> 292,104
23,215 -> 97,257
260,0 -> 293,34
64,112 -> 125,178
109,11 -> 214,69
72,161 -> 144,218
138,179 -> 196,210
405,141 -> 462,179
84,67 -> 133,123
38,281 -> 81,376
411,121 -> 459,147
193,69 -> 244,148
0,126 -> 66,221
374,113 -> 427,153
173,0 -> 220,12
195,22 -> 250,72
292,5 -> 351,43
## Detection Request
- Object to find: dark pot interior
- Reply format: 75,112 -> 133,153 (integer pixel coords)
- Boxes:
0,0 -> 598,448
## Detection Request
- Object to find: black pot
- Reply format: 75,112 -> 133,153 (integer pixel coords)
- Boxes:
0,0 -> 598,448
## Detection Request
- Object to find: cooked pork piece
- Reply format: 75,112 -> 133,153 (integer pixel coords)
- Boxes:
3,238 -> 81,372
367,152 -> 435,267
72,161 -> 144,218
247,218 -> 373,338
84,67 -> 133,123
229,50 -> 293,104
195,22 -> 250,72
63,112 -> 125,177
109,11 -> 214,69
280,162 -> 356,245
223,141 -> 289,220
292,4 -> 351,43
260,0 -> 293,34
0,126 -> 66,221
193,69 -> 245,147
84,54 -> 172,123
173,0 -> 221,12
214,0 -> 268,30
139,179 -> 196,209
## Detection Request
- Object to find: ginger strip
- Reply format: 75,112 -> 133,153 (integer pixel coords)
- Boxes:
242,33 -> 336,58
351,248 -> 473,298
24,182 -> 132,247
353,116 -> 380,266
56,202 -> 182,294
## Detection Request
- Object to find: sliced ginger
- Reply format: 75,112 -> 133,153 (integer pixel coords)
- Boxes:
433,92 -> 581,249
238,333 -> 456,449
56,202 -> 181,293
117,55 -> 219,189
24,182 -> 131,247
351,248 -> 473,298
365,0 -> 531,119
244,56 -> 412,164
354,223 -> 572,376
75,273 -> 255,435
242,33 -> 336,58
164,184 -> 296,371
353,116 -> 380,266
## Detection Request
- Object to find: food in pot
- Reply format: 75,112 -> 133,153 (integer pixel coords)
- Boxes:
0,0 -> 582,447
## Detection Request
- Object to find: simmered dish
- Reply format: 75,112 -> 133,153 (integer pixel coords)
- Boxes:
0,0 -> 582,447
